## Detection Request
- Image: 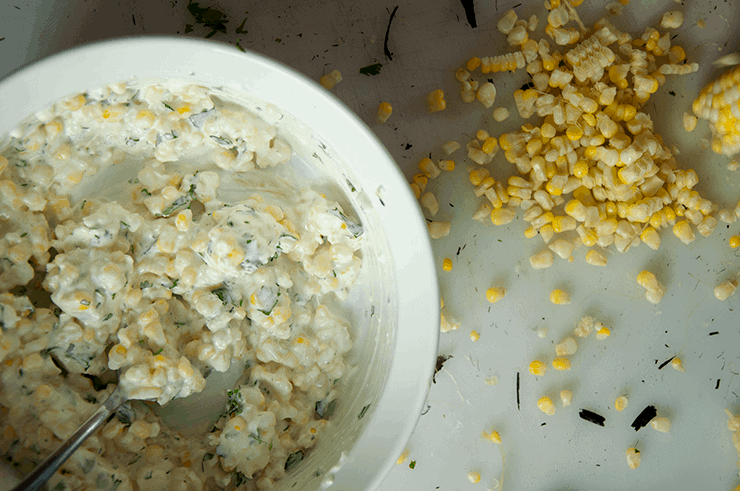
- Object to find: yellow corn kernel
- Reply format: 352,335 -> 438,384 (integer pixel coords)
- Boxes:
397,448 -> 410,465
376,102 -> 393,124
410,182 -> 421,199
477,130 -> 490,141
490,207 -> 516,225
566,125 -> 583,141
442,258 -> 453,271
730,236 -> 740,248
524,226 -> 537,238
482,137 -> 498,154
470,168 -> 490,186
487,430 -> 502,444
671,357 -> 685,372
538,396 -> 555,416
74,292 -> 93,311
595,325 -> 611,339
438,159 -> 455,171
529,360 -> 547,376
669,45 -> 685,63
640,226 -> 661,250
673,220 -> 696,244
470,330 -> 480,342
419,158 -> 441,179
572,160 -> 589,178
320,69 -> 343,89
467,472 -> 481,484
427,89 -> 447,113
615,396 -> 628,411
486,287 -> 507,304
467,57 -> 482,71
550,289 -> 571,305
552,358 -> 571,371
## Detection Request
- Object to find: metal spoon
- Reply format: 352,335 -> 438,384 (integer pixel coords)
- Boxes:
10,360 -> 244,491
11,384 -> 128,491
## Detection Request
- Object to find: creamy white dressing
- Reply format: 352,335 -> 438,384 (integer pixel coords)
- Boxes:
0,82 -> 363,491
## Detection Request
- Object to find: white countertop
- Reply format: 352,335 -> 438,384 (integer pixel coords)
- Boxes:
2,0 -> 740,490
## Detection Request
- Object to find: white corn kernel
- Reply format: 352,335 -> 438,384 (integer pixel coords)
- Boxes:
585,249 -> 608,266
555,337 -> 578,356
660,10 -> 684,29
626,448 -> 641,469
650,416 -> 671,433
538,396 -> 556,415
560,389 -> 573,407
714,279 -> 738,301
493,107 -> 510,122
529,250 -> 554,269
320,70 -> 343,90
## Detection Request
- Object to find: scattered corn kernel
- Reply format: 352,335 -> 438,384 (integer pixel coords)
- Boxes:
427,221 -> 451,239
470,330 -> 480,342
529,360 -> 547,376
560,390 -> 573,406
650,416 -> 671,433
420,192 -> 440,217
488,430 -> 502,444
320,69 -> 343,89
728,160 -> 740,172
538,396 -> 556,416
615,396 -> 628,412
660,10 -> 684,29
486,287 -> 507,304
376,102 -> 393,124
530,250 -> 554,269
552,358 -> 571,371
731,236 -> 740,248
682,112 -> 698,132
555,337 -> 577,356
585,249 -> 608,267
715,279 -> 738,301
637,270 -> 665,304
595,325 -> 611,340
467,471 -> 481,484
427,89 -> 447,113
671,357 -> 685,372
697,19 -> 705,28
397,448 -> 410,464
550,289 -> 571,305
442,141 -> 460,155
626,448 -> 641,469
493,107 -> 510,122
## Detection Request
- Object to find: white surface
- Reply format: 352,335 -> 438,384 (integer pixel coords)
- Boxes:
2,0 -> 740,490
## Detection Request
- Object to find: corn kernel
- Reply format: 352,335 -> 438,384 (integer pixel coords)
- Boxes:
626,448 -> 641,469
595,325 -> 611,340
730,236 -> 740,248
673,220 -> 696,244
560,390 -> 573,406
376,102 -> 393,124
486,287 -> 507,304
552,358 -> 571,371
714,279 -> 738,301
530,250 -> 554,269
427,89 -> 447,112
529,360 -> 547,376
555,337 -> 577,356
442,258 -> 453,271
671,357 -> 685,372
650,416 -> 671,433
470,330 -> 480,342
550,289 -> 571,305
320,69 -> 343,90
467,472 -> 481,484
615,396 -> 628,412
438,159 -> 455,171
538,396 -> 556,416
491,208 -> 516,225
585,249 -> 608,267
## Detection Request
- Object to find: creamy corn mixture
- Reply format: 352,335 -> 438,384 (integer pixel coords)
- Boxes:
0,82 -> 363,490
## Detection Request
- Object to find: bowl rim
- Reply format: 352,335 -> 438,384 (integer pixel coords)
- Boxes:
0,35 -> 440,490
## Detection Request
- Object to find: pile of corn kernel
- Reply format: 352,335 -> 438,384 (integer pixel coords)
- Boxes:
409,0 -> 740,273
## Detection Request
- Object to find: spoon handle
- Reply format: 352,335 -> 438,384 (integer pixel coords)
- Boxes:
12,386 -> 128,491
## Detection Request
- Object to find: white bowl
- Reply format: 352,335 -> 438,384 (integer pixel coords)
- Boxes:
0,37 -> 439,490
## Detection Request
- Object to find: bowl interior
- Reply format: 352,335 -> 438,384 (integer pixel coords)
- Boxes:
0,37 -> 439,491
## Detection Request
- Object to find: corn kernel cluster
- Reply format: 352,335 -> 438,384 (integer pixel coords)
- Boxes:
450,4 -> 719,261
693,64 -> 740,156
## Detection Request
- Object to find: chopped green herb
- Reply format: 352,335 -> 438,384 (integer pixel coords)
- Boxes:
235,15 -> 248,34
235,40 -> 245,52
20,232 -> 27,237
227,388 -> 243,416
357,403 -> 371,419
141,189 -> 152,196
111,293 -> 116,300
163,103 -> 175,111
275,38 -> 282,42
120,221 -> 129,227
359,63 -> 383,76
81,200 -> 87,210
139,281 -> 152,289
174,321 -> 186,327
170,279 -> 179,289
103,313 -> 113,321
186,1 -> 229,38
80,299 -> 90,306
153,348 -> 163,355
233,471 -> 250,487
409,460 -> 416,469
